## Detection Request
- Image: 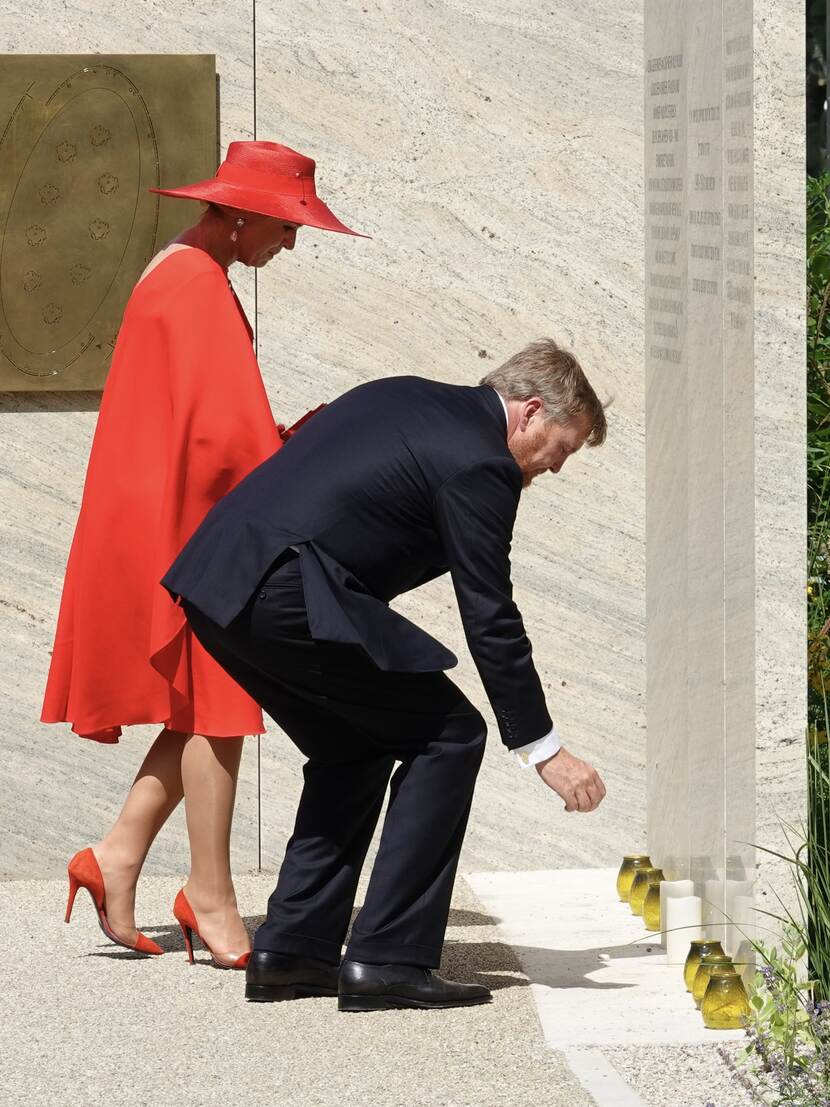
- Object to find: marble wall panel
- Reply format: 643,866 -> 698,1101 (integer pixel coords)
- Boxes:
645,0 -> 739,932
752,0 -> 807,915
644,0 -> 689,883
645,0 -> 806,945
684,0 -> 727,932
0,4 -> 258,878
252,0 -> 648,873
722,0 -> 756,959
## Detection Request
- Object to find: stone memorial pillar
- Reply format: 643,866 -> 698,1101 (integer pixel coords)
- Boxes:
645,0 -> 805,956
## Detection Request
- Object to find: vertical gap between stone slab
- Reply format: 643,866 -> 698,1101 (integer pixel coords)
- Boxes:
253,0 -> 262,874
720,0 -> 728,930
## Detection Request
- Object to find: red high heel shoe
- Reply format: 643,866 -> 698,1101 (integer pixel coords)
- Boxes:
172,889 -> 250,970
65,847 -> 162,956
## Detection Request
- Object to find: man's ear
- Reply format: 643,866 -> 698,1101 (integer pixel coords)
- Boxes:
522,397 -> 545,427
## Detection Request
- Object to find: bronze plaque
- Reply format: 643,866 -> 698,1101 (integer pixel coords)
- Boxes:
0,54 -> 217,390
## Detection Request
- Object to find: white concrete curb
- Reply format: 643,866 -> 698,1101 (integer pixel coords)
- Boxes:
562,1049 -> 649,1107
466,868 -> 745,1047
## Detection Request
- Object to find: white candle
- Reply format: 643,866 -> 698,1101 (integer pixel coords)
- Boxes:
724,881 -> 755,956
660,879 -> 695,946
665,895 -> 703,965
731,892 -> 755,936
731,893 -> 757,975
703,878 -> 727,933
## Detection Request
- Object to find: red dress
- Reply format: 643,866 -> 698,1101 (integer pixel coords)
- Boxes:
41,248 -> 281,742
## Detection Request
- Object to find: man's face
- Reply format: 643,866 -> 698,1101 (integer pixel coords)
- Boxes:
507,401 -> 592,488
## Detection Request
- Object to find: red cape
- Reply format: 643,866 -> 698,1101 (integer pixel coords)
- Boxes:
41,249 -> 281,741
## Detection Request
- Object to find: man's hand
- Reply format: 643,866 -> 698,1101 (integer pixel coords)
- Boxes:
535,745 -> 606,812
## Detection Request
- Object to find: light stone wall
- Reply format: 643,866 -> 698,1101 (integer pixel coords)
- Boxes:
3,0 -> 640,881
752,0 -> 808,922
645,0 -> 806,949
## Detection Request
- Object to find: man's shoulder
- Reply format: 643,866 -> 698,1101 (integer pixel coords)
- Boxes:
339,375 -> 497,418
306,375 -> 508,486
344,374 -> 471,397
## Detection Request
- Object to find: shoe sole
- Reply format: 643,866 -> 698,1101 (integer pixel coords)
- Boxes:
245,982 -> 338,1002
338,993 -> 492,1012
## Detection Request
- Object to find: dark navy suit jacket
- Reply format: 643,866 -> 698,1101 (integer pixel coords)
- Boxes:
163,376 -> 552,749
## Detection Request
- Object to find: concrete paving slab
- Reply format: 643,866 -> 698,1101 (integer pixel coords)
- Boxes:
0,871 -> 597,1107
467,868 -> 746,1047
560,1049 -> 648,1107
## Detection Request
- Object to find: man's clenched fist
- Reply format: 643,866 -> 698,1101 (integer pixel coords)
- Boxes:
536,745 -> 606,812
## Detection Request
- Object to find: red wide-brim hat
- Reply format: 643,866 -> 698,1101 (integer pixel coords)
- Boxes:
149,140 -> 369,238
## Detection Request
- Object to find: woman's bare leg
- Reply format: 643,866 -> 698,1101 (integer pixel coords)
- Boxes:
180,733 -> 250,961
92,727 -> 187,944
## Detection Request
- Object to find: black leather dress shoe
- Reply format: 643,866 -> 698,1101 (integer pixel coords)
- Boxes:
245,950 -> 339,1002
338,959 -> 492,1011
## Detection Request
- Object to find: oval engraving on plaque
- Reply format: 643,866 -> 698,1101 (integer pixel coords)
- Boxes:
2,87 -> 140,356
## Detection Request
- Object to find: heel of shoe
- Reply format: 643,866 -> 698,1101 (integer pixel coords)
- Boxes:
179,922 -> 195,964
65,873 -> 80,924
172,888 -> 197,963
245,983 -> 298,1002
171,887 -> 249,970
338,994 -> 404,1012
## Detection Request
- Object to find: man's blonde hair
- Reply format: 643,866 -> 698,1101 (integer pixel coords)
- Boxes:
480,338 -> 607,446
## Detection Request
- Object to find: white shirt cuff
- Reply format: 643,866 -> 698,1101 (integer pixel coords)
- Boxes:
513,726 -> 562,768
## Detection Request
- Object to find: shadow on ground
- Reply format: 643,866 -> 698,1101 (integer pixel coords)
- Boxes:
87,902 -> 654,996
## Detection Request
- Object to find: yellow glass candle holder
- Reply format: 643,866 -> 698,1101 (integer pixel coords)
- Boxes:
701,963 -> 751,1029
642,878 -> 662,931
693,954 -> 733,1009
683,939 -> 725,991
629,867 -> 665,916
616,855 -> 652,902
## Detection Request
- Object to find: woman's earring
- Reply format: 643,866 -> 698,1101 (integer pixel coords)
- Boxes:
230,217 -> 245,243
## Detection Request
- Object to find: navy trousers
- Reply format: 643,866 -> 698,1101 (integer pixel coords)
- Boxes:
184,550 -> 486,968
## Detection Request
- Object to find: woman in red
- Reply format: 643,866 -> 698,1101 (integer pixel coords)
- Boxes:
42,141 -> 365,967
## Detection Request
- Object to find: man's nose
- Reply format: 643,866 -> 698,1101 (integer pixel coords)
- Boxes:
284,229 -> 297,250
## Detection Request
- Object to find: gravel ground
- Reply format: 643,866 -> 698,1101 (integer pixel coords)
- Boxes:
3,867 -> 775,1107
600,1043 -> 759,1107
1,872 -> 595,1107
